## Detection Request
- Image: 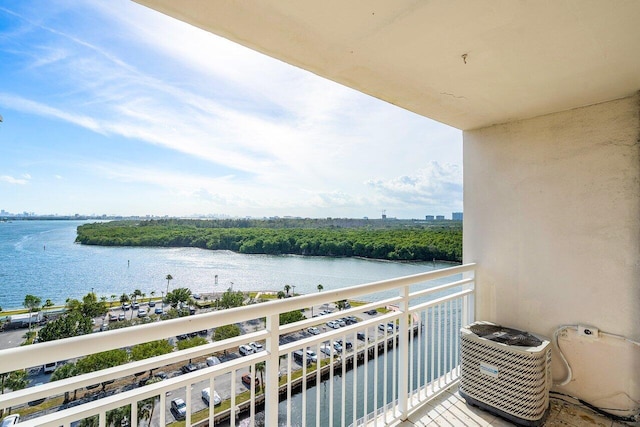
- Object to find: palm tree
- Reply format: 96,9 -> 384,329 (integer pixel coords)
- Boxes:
149,290 -> 156,304
132,289 -> 143,308
165,274 -> 173,296
255,362 -> 265,392
317,284 -> 324,292
50,363 -> 79,403
42,299 -> 54,313
110,294 -> 117,308
284,285 -> 291,297
23,294 -> 41,331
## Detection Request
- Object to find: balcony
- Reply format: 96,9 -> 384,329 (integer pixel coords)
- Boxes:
1,262 -> 636,426
1,264 -> 475,426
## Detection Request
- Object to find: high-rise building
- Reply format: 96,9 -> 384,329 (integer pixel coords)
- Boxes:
452,212 -> 463,221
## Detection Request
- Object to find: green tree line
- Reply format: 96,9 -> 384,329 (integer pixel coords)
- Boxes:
76,219 -> 462,262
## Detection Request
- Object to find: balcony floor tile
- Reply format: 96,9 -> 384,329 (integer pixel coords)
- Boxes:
396,385 -> 634,427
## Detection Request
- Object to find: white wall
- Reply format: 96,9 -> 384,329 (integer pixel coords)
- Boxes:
463,93 -> 640,410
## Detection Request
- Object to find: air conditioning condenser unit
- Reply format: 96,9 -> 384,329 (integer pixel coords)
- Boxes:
459,322 -> 551,426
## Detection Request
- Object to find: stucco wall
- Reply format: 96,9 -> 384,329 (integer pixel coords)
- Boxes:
463,93 -> 640,409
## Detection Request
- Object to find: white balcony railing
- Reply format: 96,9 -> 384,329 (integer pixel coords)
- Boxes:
0,263 -> 475,427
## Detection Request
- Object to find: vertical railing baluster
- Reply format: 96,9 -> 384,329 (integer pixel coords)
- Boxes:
340,336 -> 344,426
352,330 -> 359,426
160,391 -> 166,426
315,346 -> 320,427
302,348 -> 307,427
214,375 -> 216,426
265,313 -> 280,426
398,285 -> 409,419
287,353 -> 292,426
231,370 -> 237,427
185,384 -> 192,427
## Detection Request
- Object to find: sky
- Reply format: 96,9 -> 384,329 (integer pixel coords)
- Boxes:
0,0 -> 462,219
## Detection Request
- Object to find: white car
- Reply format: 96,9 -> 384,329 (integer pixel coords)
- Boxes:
239,344 -> 254,356
320,344 -> 336,357
201,387 -> 221,406
0,415 -> 20,426
326,320 -> 340,329
206,356 -> 221,366
306,349 -> 318,363
307,326 -> 320,335
249,341 -> 263,352
137,308 -> 147,317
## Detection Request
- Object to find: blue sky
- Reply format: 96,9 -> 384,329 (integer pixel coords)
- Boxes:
0,0 -> 462,219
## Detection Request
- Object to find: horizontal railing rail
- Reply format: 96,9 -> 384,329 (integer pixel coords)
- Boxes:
0,262 -> 475,427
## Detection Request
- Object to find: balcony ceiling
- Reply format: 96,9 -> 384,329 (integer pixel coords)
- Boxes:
134,0 -> 640,130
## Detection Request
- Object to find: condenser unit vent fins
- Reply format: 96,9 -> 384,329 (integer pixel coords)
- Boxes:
460,322 -> 551,427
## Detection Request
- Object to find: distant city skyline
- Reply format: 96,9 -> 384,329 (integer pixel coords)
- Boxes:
0,1 -> 462,219
0,208 -> 462,221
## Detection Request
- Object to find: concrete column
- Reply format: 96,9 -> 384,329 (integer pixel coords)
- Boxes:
463,93 -> 640,413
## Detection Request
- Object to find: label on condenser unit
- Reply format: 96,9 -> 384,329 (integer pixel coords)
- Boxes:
479,362 -> 499,378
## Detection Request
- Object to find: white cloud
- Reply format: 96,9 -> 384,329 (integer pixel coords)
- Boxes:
366,162 -> 463,213
1,175 -> 29,185
0,0 -> 463,217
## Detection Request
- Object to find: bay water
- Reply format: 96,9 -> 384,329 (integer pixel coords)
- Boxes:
0,220 -> 449,310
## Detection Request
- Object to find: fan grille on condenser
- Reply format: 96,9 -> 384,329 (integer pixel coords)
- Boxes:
469,324 -> 542,347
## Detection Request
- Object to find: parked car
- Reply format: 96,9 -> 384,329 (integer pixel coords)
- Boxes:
306,349 -> 318,363
170,398 -> 187,420
181,363 -> 198,374
0,414 -> 20,426
137,308 -> 147,317
122,303 -> 130,311
250,341 -> 263,352
28,383 -> 46,406
378,323 -> 393,332
344,316 -> 358,324
293,349 -> 313,365
192,293 -> 201,300
326,320 -> 340,329
148,300 -> 155,307
108,313 -> 118,321
365,309 -> 377,315
320,344 -> 336,357
335,318 -> 346,327
43,361 -> 57,373
201,387 -> 221,406
239,344 -> 254,356
335,339 -> 352,350
154,371 -> 168,380
307,326 -> 320,335
357,331 -> 366,341
154,307 -> 163,315
206,356 -> 221,366
333,341 -> 343,353
118,313 -> 125,321
100,323 -> 109,331
241,373 -> 259,388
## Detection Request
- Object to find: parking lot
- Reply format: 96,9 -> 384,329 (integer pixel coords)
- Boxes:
3,299 -> 392,423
